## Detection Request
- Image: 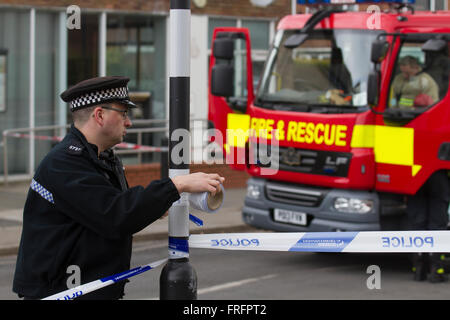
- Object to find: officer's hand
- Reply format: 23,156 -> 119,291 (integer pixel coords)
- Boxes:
171,172 -> 225,196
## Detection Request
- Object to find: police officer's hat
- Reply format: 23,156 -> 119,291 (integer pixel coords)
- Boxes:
60,76 -> 137,112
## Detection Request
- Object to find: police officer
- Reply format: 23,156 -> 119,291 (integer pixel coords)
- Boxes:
391,55 -> 439,108
12,76 -> 225,299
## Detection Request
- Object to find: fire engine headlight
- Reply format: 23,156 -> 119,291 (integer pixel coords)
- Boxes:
247,184 -> 261,200
333,197 -> 373,214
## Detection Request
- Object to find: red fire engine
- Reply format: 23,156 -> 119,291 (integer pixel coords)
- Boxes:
208,1 -> 450,231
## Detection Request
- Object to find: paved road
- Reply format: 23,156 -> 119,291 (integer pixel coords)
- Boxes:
1,238 -> 450,301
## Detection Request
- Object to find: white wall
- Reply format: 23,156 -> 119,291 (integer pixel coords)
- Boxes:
190,15 -> 209,163
190,15 -> 208,122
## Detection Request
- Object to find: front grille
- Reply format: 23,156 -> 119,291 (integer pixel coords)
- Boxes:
266,182 -> 327,207
278,148 -> 318,173
252,143 -> 352,177
276,146 -> 352,177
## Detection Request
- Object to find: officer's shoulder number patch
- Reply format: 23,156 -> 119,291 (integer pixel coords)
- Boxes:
67,142 -> 84,155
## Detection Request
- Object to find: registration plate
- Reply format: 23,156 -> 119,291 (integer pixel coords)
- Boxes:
273,209 -> 307,226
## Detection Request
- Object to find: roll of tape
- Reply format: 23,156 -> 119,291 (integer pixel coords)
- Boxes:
189,184 -> 224,213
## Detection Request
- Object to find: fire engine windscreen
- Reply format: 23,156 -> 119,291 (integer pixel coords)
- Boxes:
256,29 -> 383,110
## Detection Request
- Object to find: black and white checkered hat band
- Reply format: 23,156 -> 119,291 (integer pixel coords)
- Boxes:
70,86 -> 129,111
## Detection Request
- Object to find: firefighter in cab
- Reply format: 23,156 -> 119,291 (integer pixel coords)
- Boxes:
390,55 -> 439,108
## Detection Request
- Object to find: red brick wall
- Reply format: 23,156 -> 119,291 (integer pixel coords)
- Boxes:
0,0 -> 169,11
125,163 -> 250,189
192,0 -> 291,18
0,0 -> 291,19
2,1 -> 448,19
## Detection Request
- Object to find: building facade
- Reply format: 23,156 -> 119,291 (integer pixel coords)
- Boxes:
0,0 -> 448,180
0,0 -> 290,180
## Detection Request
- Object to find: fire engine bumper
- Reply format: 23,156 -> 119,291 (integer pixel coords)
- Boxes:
242,177 -> 381,232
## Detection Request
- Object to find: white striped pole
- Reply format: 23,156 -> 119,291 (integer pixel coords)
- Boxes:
160,0 -> 197,300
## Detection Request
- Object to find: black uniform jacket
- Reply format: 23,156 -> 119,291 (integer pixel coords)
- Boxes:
13,125 -> 180,299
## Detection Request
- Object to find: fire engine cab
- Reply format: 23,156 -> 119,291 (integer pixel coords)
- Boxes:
208,0 -> 450,232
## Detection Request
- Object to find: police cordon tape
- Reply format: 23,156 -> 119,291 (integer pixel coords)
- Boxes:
42,258 -> 168,300
6,132 -> 63,142
42,217 -> 202,300
42,230 -> 450,299
4,132 -> 168,152
189,231 -> 450,253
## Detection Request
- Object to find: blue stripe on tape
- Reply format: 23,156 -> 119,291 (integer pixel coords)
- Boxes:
189,214 -> 203,226
100,265 -> 152,283
57,291 -> 83,300
289,232 -> 359,252
169,237 -> 189,253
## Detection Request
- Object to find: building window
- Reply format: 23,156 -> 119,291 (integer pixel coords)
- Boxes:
68,14 -> 99,87
0,49 -> 7,113
242,19 -> 270,50
106,14 -> 166,165
415,0 -> 447,10
107,15 -> 153,91
106,15 -> 166,120
0,9 -> 32,175
208,18 -> 236,49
